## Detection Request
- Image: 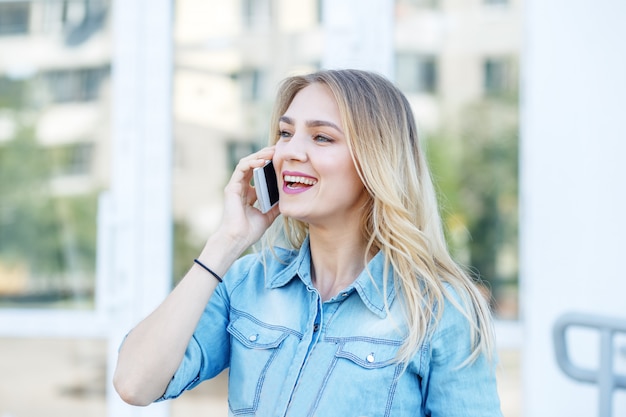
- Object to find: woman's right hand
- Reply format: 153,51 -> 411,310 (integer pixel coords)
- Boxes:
215,146 -> 281,251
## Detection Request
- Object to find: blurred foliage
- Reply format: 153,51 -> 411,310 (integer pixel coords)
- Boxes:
425,97 -> 519,302
172,221 -> 203,285
0,76 -> 28,108
0,122 -> 98,278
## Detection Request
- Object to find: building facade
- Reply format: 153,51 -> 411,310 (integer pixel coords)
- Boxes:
0,0 -> 521,318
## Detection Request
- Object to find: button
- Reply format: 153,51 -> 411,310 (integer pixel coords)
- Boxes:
313,323 -> 320,332
341,292 -> 349,297
248,334 -> 258,342
366,353 -> 375,363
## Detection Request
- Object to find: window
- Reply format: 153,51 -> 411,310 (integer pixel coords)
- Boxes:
316,0 -> 323,23
242,0 -> 271,30
483,57 -> 514,96
64,0 -> 108,47
395,53 -> 438,94
242,69 -> 263,101
43,66 -> 109,103
0,2 -> 30,35
22,0 -> 107,37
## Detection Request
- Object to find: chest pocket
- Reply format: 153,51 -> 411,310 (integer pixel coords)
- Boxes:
315,337 -> 404,417
226,314 -> 293,415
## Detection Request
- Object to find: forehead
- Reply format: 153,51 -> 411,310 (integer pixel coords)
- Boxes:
282,83 -> 341,124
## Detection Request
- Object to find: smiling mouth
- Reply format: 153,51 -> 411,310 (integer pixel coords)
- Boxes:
284,175 -> 318,189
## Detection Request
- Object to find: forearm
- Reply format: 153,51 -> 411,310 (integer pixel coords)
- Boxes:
113,146 -> 278,406
113,233 -> 248,405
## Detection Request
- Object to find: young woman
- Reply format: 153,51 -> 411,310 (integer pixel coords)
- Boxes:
114,69 -> 503,416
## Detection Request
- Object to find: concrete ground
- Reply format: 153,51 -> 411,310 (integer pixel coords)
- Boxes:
0,339 -> 520,417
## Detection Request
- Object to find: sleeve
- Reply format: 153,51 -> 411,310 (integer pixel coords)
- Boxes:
421,289 -> 503,417
158,256 -> 256,401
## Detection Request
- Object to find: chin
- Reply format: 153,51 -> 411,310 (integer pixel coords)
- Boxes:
278,204 -> 310,222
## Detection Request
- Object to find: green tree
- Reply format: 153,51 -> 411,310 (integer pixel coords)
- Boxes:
0,121 -> 98,301
425,98 -> 519,312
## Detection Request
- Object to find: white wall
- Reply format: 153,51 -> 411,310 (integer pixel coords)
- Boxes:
521,1 -> 626,416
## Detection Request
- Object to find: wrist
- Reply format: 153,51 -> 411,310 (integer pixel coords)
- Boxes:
214,225 -> 257,253
197,231 -> 250,274
193,259 -> 223,282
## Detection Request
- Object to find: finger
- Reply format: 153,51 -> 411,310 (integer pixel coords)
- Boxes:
225,147 -> 276,204
232,153 -> 272,184
238,147 -> 275,167
244,184 -> 258,206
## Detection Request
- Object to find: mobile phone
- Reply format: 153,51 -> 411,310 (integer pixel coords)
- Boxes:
253,160 -> 279,213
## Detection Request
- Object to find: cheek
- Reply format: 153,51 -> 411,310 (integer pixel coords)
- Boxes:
341,162 -> 364,189
273,142 -> 289,161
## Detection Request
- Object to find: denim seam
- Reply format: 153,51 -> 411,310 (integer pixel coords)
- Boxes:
306,345 -> 340,417
384,364 -> 403,417
231,307 -> 304,339
325,335 -> 403,345
230,346 -> 281,416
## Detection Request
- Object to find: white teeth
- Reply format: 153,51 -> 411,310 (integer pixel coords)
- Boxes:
284,175 -> 317,186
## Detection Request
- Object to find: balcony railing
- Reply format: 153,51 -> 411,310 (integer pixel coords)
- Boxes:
554,312 -> 626,417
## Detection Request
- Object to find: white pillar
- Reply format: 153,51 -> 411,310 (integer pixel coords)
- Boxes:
521,1 -> 626,416
322,0 -> 394,79
104,0 -> 173,416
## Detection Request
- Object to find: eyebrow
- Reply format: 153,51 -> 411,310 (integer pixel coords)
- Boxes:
279,116 -> 343,134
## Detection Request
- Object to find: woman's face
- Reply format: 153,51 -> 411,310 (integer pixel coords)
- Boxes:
273,83 -> 368,228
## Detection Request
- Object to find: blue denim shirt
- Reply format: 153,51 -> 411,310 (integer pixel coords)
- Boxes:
160,238 -> 502,416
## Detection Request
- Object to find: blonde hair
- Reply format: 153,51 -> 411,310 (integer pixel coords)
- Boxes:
266,69 -> 495,365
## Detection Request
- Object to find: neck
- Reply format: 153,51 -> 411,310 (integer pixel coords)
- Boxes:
308,225 -> 371,301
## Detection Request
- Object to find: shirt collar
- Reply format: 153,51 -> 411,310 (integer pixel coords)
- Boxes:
266,236 -> 396,319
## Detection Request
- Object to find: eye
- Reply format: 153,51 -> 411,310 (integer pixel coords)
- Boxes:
277,130 -> 292,140
314,134 -> 333,143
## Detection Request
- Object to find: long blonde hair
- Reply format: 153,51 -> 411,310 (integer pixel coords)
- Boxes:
266,69 -> 495,365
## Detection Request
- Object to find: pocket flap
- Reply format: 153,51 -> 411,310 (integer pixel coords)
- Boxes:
227,315 -> 289,349
335,338 -> 402,369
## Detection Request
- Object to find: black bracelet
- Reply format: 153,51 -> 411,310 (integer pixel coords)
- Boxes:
193,259 -> 223,283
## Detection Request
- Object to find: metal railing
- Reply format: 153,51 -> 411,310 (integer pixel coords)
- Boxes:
553,312 -> 626,417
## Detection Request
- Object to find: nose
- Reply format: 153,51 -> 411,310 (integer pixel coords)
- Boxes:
275,132 -> 308,162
